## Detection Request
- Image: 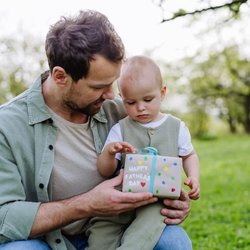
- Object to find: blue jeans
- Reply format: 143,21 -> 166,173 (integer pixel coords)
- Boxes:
154,225 -> 192,250
0,225 -> 192,250
0,239 -> 51,250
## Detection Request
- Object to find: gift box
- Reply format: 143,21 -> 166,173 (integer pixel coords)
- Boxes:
122,147 -> 183,199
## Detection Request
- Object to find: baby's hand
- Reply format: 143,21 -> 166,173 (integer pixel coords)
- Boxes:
184,177 -> 200,200
108,142 -> 136,155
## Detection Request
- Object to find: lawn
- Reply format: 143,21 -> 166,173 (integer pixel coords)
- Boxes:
182,134 -> 250,250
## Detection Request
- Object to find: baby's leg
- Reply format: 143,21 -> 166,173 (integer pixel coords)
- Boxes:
117,202 -> 165,250
86,211 -> 135,250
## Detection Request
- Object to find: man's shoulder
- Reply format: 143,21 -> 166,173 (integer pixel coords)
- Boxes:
102,97 -> 126,120
103,97 -> 123,109
0,90 -> 29,117
0,92 -> 30,134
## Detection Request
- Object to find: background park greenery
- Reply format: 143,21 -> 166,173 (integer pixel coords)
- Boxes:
182,134 -> 250,250
0,0 -> 249,249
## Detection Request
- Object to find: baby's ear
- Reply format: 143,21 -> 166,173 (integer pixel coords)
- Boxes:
161,85 -> 167,99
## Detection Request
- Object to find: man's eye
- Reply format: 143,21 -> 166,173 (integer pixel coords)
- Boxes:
126,101 -> 135,105
93,87 -> 104,90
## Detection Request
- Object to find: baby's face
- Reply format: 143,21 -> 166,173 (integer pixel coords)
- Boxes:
119,75 -> 166,124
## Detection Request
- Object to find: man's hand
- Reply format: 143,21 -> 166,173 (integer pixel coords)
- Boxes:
84,170 -> 157,216
31,170 -> 157,237
160,189 -> 191,225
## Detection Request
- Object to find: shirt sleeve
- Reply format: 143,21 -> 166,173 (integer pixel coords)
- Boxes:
0,201 -> 40,242
178,121 -> 194,156
0,132 -> 40,243
103,123 -> 123,161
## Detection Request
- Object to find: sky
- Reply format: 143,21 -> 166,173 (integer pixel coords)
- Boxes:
0,0 -> 190,61
2,0 -> 249,63
0,0 -> 249,111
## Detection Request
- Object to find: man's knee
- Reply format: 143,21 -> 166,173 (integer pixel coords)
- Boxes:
0,239 -> 51,250
154,225 -> 192,250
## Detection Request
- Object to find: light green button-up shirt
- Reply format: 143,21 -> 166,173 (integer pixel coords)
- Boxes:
0,74 -> 126,249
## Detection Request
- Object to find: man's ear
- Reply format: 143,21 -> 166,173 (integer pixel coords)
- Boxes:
52,66 -> 68,87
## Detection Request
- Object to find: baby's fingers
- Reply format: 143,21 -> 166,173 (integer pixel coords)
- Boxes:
120,142 -> 136,153
111,143 -> 124,153
189,188 -> 200,200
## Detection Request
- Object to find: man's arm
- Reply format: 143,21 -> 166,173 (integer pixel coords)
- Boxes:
30,170 -> 157,237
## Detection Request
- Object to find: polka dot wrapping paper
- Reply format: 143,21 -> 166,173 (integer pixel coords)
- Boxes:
122,153 -> 183,199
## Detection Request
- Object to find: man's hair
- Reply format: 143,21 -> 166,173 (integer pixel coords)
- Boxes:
45,10 -> 125,82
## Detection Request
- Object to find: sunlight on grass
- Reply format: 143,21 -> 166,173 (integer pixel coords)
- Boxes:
182,135 -> 250,250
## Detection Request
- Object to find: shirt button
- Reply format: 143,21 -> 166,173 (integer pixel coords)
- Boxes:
48,145 -> 53,150
39,183 -> 44,189
55,238 -> 61,244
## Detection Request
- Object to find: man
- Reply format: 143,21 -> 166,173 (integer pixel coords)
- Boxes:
0,10 -> 191,250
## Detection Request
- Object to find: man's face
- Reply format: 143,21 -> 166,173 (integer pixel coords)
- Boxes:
62,55 -> 121,116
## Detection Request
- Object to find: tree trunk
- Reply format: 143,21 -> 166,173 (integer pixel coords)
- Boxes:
228,114 -> 237,133
244,94 -> 250,134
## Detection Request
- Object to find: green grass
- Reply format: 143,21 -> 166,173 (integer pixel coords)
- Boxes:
182,134 -> 250,250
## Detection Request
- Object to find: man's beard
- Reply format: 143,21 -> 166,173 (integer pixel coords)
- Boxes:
62,98 -> 104,116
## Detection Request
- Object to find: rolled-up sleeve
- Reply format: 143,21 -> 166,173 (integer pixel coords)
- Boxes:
0,201 -> 40,242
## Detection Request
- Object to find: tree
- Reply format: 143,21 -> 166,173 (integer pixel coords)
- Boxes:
152,0 -> 250,135
159,59 -> 211,137
154,0 -> 249,22
180,45 -> 250,134
0,35 -> 47,104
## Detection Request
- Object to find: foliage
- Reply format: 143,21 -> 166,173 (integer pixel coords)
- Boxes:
186,45 -> 250,134
154,0 -> 249,23
161,45 -> 250,135
0,35 -> 47,104
182,134 -> 250,249
160,60 -> 212,137
181,109 -> 210,137
152,0 -> 250,136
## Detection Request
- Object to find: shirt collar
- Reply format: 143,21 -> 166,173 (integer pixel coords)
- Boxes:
27,75 -> 52,125
92,107 -> 108,123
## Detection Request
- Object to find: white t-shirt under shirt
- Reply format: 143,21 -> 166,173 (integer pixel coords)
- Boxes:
48,107 -> 106,235
104,114 -> 193,160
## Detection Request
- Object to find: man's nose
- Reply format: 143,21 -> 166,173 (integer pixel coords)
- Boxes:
102,85 -> 114,100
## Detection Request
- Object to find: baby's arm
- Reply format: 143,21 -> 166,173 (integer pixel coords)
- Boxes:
97,142 -> 135,177
181,151 -> 200,200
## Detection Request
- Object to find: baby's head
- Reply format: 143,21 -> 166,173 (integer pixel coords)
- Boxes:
118,55 -> 166,123
119,55 -> 163,91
